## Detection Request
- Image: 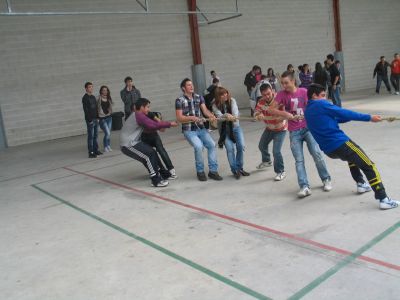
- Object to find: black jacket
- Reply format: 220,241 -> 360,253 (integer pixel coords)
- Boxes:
244,71 -> 257,92
82,93 -> 97,122
373,61 -> 390,78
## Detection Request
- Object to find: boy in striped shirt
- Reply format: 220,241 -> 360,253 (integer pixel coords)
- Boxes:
254,83 -> 299,181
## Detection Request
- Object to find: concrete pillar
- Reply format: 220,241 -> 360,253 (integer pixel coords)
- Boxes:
0,105 -> 8,150
191,64 -> 206,95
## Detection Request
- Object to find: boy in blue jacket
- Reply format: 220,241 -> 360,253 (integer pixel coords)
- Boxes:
305,83 -> 398,210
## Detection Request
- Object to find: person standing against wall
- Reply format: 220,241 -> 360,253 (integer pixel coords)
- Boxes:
82,82 -> 101,158
97,85 -> 113,152
390,53 -> 400,95
373,56 -> 392,94
120,76 -> 141,120
244,65 -> 262,117
327,54 -> 342,107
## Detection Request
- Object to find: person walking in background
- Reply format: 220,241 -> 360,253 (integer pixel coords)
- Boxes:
313,62 -> 329,90
327,54 -> 342,107
82,82 -> 101,158
324,60 -> 332,99
209,70 -> 220,86
212,86 -> 250,180
97,85 -> 113,152
276,71 -> 332,197
390,53 -> 400,95
373,56 -> 392,94
244,65 -> 262,117
266,68 -> 279,91
299,64 -> 313,89
120,98 -> 178,188
305,83 -> 399,210
120,76 -> 141,120
175,78 -> 223,182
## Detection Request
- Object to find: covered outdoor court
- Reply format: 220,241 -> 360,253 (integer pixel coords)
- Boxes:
1,91 -> 399,299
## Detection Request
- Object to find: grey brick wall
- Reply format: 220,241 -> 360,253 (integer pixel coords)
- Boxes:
199,0 -> 334,108
340,0 -> 400,91
0,0 -> 398,146
0,0 -> 193,146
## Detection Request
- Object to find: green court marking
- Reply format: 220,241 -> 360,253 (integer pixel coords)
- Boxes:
288,220 -> 400,300
32,184 -> 271,300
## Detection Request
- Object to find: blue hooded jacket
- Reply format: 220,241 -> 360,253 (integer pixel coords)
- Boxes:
304,99 -> 371,154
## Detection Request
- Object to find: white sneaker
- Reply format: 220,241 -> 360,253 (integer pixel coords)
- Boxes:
379,197 -> 399,210
168,169 -> 178,180
357,182 -> 372,194
395,92 -> 400,95
108,146 -> 113,152
104,147 -> 110,153
298,186 -> 312,198
274,171 -> 286,181
256,161 -> 272,169
323,179 -> 332,191
151,180 -> 169,187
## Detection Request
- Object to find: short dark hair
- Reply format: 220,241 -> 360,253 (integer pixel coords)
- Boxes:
280,70 -> 295,80
210,70 -> 215,75
84,82 -> 92,89
135,98 -> 151,110
380,56 -> 385,60
307,83 -> 326,100
252,65 -> 261,72
335,60 -> 340,64
327,54 -> 335,61
180,78 -> 192,89
212,77 -> 220,84
124,76 -> 133,83
260,83 -> 272,93
395,53 -> 399,56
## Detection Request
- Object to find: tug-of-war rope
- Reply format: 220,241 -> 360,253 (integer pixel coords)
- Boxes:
178,115 -> 400,125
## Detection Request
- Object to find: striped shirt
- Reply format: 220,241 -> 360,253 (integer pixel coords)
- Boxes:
255,98 -> 287,132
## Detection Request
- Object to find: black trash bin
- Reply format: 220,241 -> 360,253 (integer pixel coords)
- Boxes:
111,112 -> 124,131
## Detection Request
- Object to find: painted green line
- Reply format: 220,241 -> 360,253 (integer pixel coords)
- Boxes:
32,184 -> 272,300
288,220 -> 400,300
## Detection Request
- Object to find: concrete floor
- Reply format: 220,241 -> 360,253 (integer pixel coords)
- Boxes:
1,90 -> 400,300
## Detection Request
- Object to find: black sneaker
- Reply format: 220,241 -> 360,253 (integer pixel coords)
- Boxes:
234,171 -> 241,180
88,152 -> 97,158
197,172 -> 207,181
95,151 -> 103,155
208,171 -> 223,181
239,169 -> 250,176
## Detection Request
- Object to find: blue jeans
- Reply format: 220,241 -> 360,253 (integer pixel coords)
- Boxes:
99,117 -> 112,149
376,75 -> 391,93
86,119 -> 99,153
332,85 -> 342,107
224,126 -> 245,173
289,128 -> 330,188
183,128 -> 218,173
258,129 -> 286,173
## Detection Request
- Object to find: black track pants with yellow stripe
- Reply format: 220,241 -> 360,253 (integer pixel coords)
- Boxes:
327,140 -> 387,200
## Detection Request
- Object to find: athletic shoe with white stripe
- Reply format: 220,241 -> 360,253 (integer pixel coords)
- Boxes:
357,182 -> 372,194
151,180 -> 169,187
379,197 -> 399,210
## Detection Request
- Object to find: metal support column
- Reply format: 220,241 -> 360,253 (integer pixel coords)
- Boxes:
333,0 -> 345,91
187,0 -> 206,95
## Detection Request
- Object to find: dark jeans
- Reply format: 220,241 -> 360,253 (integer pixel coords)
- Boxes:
121,143 -> 162,183
86,120 -> 99,154
141,132 -> 174,171
376,75 -> 391,93
390,73 -> 400,92
327,140 -> 387,200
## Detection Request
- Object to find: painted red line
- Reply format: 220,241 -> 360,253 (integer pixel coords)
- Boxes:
63,166 -> 400,272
